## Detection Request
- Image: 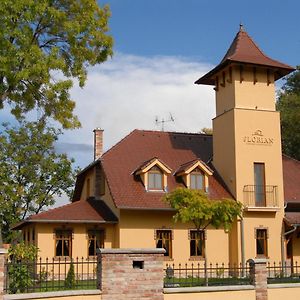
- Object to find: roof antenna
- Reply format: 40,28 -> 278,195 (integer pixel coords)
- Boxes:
155,113 -> 175,131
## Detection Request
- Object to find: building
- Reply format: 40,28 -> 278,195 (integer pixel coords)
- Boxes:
13,26 -> 300,266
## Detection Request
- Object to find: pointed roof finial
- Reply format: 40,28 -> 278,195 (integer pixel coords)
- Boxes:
239,23 -> 244,32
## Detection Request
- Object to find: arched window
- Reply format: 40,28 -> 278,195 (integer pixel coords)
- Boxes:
190,168 -> 204,190
148,166 -> 163,190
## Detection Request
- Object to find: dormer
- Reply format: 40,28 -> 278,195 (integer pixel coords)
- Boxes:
175,159 -> 213,192
133,157 -> 172,192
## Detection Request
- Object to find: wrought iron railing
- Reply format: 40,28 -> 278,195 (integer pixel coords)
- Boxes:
164,262 -> 251,287
267,261 -> 300,284
243,185 -> 278,208
5,257 -> 98,294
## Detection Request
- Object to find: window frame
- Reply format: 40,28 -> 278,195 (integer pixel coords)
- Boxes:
255,228 -> 268,258
148,166 -> 164,191
155,229 -> 173,258
189,168 -> 205,191
87,229 -> 105,257
254,163 -> 266,207
189,229 -> 205,259
54,229 -> 73,258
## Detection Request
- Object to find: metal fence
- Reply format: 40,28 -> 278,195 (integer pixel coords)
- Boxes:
164,262 -> 251,287
267,261 -> 300,284
5,257 -> 98,294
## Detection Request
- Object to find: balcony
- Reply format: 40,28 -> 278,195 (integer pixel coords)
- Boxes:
243,185 -> 279,212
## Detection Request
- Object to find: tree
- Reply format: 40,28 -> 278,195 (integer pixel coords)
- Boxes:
0,0 -> 113,129
165,188 -> 242,232
0,121 -> 77,242
200,127 -> 213,135
164,188 -> 242,284
8,242 -> 39,293
277,67 -> 300,160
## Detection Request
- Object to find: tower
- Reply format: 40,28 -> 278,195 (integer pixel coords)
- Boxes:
196,25 -> 294,264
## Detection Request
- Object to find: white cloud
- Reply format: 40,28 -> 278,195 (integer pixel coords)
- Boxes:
59,53 -> 215,168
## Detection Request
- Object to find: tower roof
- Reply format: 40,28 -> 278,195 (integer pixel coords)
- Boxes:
195,25 -> 295,85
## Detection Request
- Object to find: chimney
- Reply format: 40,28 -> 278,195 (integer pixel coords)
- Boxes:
93,128 -> 104,160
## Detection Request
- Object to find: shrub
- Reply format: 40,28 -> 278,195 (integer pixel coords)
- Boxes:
64,261 -> 76,289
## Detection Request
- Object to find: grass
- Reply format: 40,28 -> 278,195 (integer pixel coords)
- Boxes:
8,279 -> 97,294
164,276 -> 250,287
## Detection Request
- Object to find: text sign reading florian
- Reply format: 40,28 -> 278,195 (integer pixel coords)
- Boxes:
243,130 -> 274,146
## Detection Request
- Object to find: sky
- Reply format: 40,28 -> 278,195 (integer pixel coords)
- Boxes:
61,0 -> 299,168
1,0 -> 299,205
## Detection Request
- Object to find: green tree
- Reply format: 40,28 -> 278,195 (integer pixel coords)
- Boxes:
0,0 -> 113,128
8,242 -> 39,293
277,67 -> 300,160
164,188 -> 242,284
0,121 -> 77,242
165,188 -> 242,232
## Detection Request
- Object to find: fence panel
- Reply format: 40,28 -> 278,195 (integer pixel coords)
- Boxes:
164,262 -> 251,287
5,257 -> 98,294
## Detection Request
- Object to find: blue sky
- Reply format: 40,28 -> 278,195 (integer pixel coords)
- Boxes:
106,0 -> 299,66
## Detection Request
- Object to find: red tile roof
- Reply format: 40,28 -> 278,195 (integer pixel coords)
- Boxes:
195,26 -> 295,85
100,130 -> 232,209
283,155 -> 300,203
12,198 -> 118,229
285,212 -> 300,226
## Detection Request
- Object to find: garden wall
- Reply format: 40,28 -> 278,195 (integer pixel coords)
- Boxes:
3,290 -> 101,300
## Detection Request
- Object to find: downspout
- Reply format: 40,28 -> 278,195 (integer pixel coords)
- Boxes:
240,218 -> 245,277
281,223 -> 299,273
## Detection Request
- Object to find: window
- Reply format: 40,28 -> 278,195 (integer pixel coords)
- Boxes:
86,178 -> 91,199
148,166 -> 163,190
55,230 -> 72,257
256,228 -> 268,257
189,230 -> 205,257
155,230 -> 172,258
254,163 -> 266,206
32,228 -> 35,244
88,230 -> 104,256
23,230 -> 26,244
190,168 -> 204,190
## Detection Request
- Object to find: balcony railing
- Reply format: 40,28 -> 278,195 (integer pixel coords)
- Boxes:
243,185 -> 278,208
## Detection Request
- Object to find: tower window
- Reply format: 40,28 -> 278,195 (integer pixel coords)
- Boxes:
256,228 -> 268,257
254,163 -> 266,206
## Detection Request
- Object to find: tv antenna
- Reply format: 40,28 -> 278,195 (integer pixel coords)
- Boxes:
155,113 -> 175,131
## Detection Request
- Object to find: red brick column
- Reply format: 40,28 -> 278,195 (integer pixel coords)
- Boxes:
0,249 -> 7,300
98,248 -> 165,300
248,258 -> 268,300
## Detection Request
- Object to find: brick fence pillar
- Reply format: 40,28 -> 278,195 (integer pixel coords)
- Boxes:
98,248 -> 165,300
0,249 -> 7,300
248,258 -> 268,300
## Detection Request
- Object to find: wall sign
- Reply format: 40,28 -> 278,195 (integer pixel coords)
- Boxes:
243,130 -> 274,145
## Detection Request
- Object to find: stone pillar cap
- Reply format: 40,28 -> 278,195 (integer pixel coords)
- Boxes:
97,248 -> 166,255
247,258 -> 268,264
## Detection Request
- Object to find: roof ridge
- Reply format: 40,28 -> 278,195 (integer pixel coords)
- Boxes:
28,200 -> 79,219
136,129 -> 212,137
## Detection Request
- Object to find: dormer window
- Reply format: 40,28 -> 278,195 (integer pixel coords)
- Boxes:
133,157 -> 172,192
148,166 -> 163,190
175,159 -> 213,192
190,168 -> 205,190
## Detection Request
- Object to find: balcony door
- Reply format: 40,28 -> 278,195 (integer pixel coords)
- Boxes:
254,163 -> 266,206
